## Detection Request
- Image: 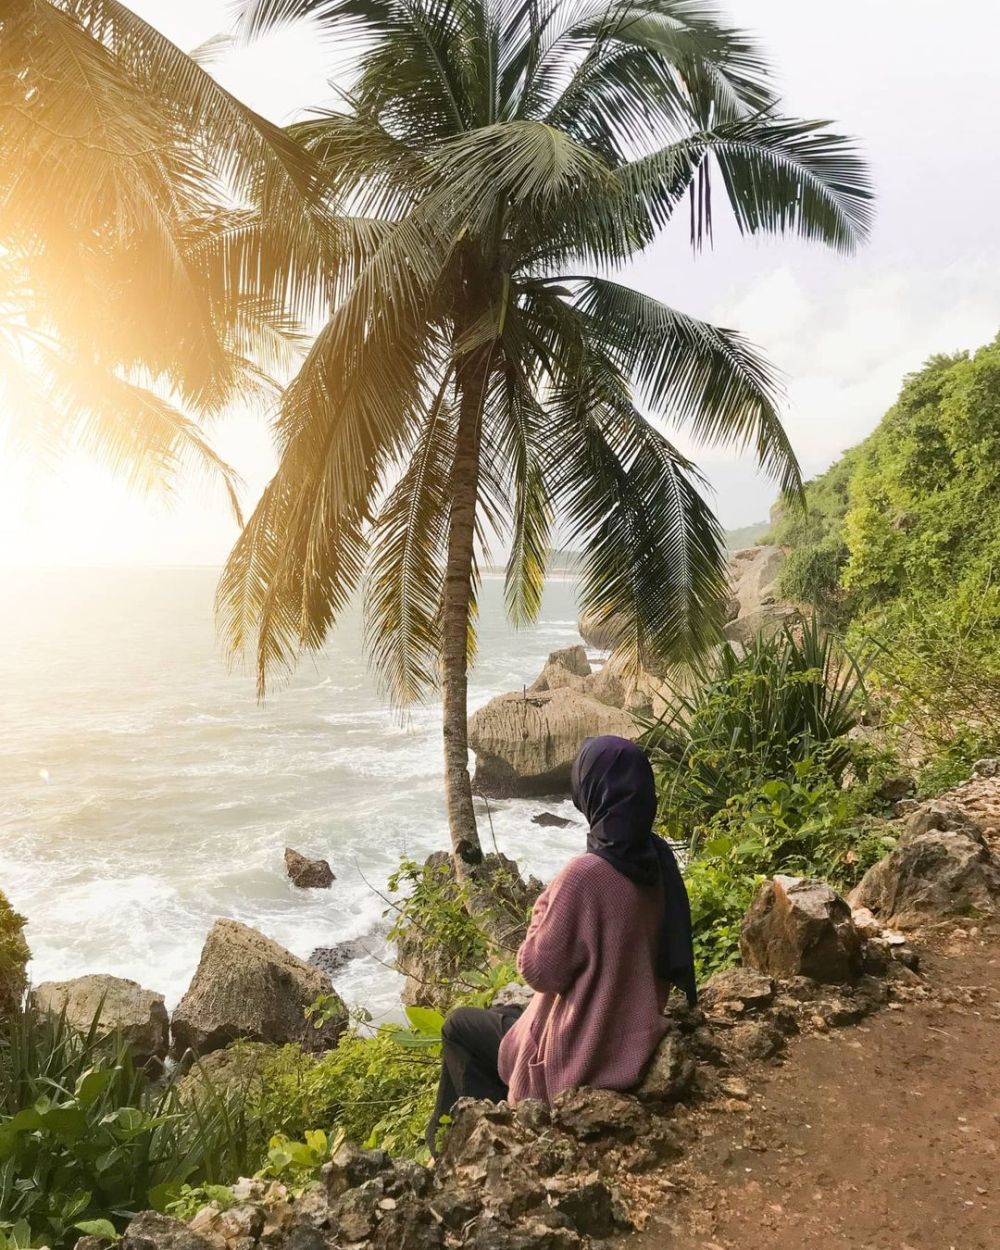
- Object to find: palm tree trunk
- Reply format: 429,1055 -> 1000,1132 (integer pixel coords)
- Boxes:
441,352 -> 488,876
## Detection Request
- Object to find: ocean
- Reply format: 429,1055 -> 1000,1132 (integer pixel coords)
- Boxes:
0,567 -> 589,1022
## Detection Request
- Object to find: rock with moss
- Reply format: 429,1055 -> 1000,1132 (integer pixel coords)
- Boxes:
0,888 -> 29,1020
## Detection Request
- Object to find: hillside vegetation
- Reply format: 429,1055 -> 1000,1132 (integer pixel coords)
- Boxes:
767,334 -> 1000,764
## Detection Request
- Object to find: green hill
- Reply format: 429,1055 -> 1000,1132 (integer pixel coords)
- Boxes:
766,333 -> 1000,746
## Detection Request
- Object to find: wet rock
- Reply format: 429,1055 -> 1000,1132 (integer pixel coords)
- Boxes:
700,967 -> 776,1015
33,974 -> 168,1071
308,937 -> 373,978
323,1142 -> 391,1200
740,875 -> 862,984
284,848 -> 335,889
633,1030 -> 695,1103
121,1213 -> 216,1250
531,812 -> 574,829
850,826 -> 1000,928
171,920 -> 347,1058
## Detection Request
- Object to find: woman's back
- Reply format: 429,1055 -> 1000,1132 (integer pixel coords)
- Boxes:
497,852 -> 669,1103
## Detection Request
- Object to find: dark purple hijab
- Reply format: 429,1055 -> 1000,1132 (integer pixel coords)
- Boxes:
571,735 -> 697,1005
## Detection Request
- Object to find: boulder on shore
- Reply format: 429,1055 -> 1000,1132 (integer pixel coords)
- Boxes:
740,875 -> 863,984
171,919 -> 347,1058
468,686 -> 638,797
33,974 -> 169,1070
528,645 -> 591,693
284,847 -> 335,889
850,803 -> 1000,928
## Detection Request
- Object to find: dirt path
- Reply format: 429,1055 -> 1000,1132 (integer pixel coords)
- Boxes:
628,931 -> 1000,1250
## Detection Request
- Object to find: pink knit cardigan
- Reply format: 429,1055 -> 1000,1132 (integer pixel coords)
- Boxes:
497,853 -> 669,1103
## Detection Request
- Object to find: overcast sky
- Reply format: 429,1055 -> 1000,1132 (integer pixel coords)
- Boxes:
3,0 -> 999,567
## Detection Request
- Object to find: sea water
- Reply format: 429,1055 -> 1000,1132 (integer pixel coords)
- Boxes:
0,568 -> 589,1021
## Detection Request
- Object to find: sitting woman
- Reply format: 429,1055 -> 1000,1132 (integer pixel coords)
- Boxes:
427,734 -> 696,1153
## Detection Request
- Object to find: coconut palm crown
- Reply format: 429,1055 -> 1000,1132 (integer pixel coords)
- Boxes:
224,0 -> 874,865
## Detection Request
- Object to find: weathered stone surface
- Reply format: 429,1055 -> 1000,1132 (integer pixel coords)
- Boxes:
323,1142 -> 391,1200
722,1020 -> 787,1063
577,608 -> 628,651
633,1030 -> 695,1103
723,545 -> 798,643
492,981 -> 536,1011
333,1181 -> 382,1241
876,775 -> 916,803
33,974 -> 168,1069
122,1213 -> 215,1250
546,1179 -> 617,1238
850,827 -> 1000,928
700,967 -> 776,1015
469,686 -> 638,797
171,919 -> 347,1057
174,1040 -> 276,1105
904,800 -> 986,845
395,852 -> 541,1011
371,1197 -> 444,1249
552,1088 -> 647,1143
529,646 -> 592,694
740,876 -> 863,984
284,848 -> 335,889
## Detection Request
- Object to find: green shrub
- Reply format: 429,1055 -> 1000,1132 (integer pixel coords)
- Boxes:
682,763 -> 896,977
0,892 -> 28,1022
0,1008 -> 250,1248
644,620 -> 866,834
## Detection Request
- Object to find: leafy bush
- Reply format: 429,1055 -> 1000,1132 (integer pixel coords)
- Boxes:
0,892 -> 28,1022
683,762 -> 895,976
644,620 -> 866,834
0,1008 -> 250,1248
240,1017 -> 441,1165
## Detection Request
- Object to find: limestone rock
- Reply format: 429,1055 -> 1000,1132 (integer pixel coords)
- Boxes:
850,826 -> 1000,928
700,967 -> 776,1015
551,1088 -> 647,1143
33,974 -> 168,1070
175,1040 -> 276,1104
904,800 -> 985,844
492,982 -> 536,1011
740,875 -> 862,984
284,848 -> 335,889
323,1142 -> 392,1200
723,545 -> 798,643
171,919 -> 347,1057
529,646 -> 591,694
121,1213 -> 215,1250
576,609 -> 627,651
468,686 -> 638,797
633,1030 -> 695,1103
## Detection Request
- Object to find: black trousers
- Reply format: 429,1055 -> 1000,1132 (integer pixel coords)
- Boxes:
426,1004 -> 523,1154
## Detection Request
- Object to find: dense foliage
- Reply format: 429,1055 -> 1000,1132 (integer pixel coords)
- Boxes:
767,336 -> 1000,755
0,1009 -> 251,1248
0,892 -> 28,1023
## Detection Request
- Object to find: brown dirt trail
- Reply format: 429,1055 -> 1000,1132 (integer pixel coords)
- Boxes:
627,933 -> 1000,1250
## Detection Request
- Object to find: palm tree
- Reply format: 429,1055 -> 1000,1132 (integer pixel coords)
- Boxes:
0,0 -> 329,495
223,0 -> 873,873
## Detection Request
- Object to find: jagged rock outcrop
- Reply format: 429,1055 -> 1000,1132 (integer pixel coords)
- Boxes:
850,799 -> 1000,928
529,645 -> 592,692
468,685 -> 638,797
740,875 -> 863,984
171,919 -> 347,1057
396,853 -> 542,1011
284,848 -> 335,889
723,545 -> 798,643
32,974 -> 169,1070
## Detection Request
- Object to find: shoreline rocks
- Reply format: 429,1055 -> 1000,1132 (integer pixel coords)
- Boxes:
284,848 -> 335,890
171,919 -> 348,1058
32,974 -> 169,1071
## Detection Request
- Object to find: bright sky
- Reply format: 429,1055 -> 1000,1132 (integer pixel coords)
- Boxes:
2,0 -> 999,567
